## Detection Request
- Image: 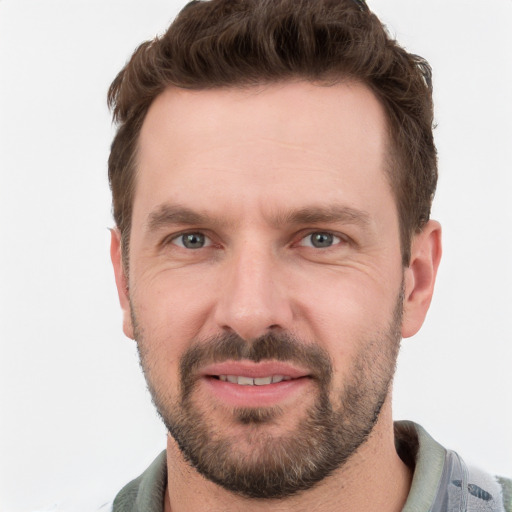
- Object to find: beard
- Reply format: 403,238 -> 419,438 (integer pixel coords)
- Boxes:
132,292 -> 403,500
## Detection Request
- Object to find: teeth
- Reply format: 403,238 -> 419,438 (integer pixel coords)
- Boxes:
237,376 -> 254,386
254,376 -> 272,386
218,375 -> 293,385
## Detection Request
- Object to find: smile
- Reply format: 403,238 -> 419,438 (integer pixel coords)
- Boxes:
216,375 -> 293,385
197,361 -> 313,407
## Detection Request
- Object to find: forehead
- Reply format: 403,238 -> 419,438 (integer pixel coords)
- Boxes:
134,81 -> 393,227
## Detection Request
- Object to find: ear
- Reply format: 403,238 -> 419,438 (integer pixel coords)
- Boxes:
110,228 -> 135,339
401,220 -> 442,338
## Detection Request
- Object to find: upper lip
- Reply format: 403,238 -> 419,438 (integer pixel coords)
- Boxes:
200,360 -> 311,379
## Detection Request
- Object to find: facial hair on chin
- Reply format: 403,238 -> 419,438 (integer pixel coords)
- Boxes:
132,293 -> 403,500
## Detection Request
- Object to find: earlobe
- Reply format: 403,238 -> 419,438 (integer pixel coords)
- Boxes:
110,228 -> 135,340
401,220 -> 442,338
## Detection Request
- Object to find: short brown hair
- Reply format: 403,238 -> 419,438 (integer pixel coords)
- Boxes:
108,0 -> 437,266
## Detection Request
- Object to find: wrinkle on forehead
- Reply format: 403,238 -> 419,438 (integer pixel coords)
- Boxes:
134,81 -> 394,245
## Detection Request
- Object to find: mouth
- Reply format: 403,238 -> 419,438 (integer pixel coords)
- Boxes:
216,375 -> 293,385
198,361 -> 312,408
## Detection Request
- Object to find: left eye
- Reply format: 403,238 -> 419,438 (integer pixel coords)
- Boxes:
299,232 -> 342,249
172,232 -> 211,249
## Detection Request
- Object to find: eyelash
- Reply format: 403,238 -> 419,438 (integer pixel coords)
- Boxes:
165,230 -> 349,251
168,231 -> 214,249
297,231 -> 345,249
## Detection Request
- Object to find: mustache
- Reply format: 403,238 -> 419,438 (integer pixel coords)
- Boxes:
180,331 -> 333,383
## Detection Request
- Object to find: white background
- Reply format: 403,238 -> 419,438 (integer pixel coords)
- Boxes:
0,1 -> 511,510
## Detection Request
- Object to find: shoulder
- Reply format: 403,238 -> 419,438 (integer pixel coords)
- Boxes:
396,421 -> 511,512
463,466 -> 511,512
495,475 -> 512,512
112,450 -> 167,512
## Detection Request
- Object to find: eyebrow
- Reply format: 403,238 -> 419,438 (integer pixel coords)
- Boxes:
146,203 -> 371,233
272,205 -> 371,228
147,204 -> 215,233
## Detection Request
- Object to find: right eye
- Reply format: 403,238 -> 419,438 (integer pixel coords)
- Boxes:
171,232 -> 211,249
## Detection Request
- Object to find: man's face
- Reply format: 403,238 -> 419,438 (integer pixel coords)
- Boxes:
115,81 -> 409,498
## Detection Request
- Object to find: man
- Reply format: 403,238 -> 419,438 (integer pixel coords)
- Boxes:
107,0 -> 511,510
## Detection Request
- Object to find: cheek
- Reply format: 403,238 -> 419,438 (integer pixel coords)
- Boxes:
131,267 -> 217,345
291,269 -> 401,357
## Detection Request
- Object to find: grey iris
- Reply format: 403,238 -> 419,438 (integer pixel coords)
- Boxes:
182,233 -> 205,249
310,232 -> 334,248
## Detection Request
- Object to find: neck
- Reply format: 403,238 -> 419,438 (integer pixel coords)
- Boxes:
163,399 -> 412,512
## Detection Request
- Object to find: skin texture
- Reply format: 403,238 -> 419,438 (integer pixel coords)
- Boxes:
111,81 -> 442,511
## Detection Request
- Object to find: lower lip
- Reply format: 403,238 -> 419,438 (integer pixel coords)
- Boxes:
201,376 -> 311,408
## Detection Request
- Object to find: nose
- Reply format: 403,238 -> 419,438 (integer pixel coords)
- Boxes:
213,243 -> 293,341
